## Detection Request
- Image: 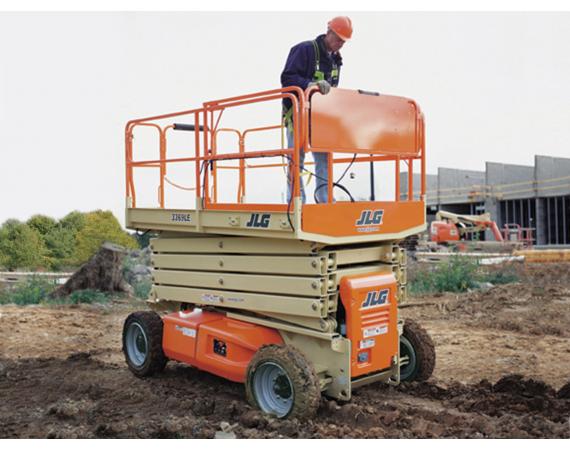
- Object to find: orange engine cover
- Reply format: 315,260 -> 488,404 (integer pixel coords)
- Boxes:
339,272 -> 399,378
162,309 -> 283,383
430,221 -> 459,243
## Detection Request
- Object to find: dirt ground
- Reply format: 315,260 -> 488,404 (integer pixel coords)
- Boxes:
1,262 -> 570,438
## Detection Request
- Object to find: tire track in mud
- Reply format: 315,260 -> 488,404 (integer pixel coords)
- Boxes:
1,354 -> 569,438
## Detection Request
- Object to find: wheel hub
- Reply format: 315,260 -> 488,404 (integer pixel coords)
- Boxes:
126,322 -> 148,367
273,374 -> 292,399
253,362 -> 294,417
399,335 -> 417,381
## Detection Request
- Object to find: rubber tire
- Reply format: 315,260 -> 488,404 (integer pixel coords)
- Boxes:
122,311 -> 167,377
245,345 -> 321,419
400,319 -> 436,382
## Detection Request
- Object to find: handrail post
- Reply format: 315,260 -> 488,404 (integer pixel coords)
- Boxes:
239,134 -> 245,202
203,109 -> 210,208
125,127 -> 135,207
420,114 -> 426,201
327,150 -> 333,204
292,106 -> 300,199
159,128 -> 166,208
408,158 -> 413,202
194,111 -> 201,200
211,130 -> 218,203
395,156 -> 400,201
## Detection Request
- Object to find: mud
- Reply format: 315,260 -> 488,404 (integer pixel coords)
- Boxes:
1,262 -> 570,438
1,354 -> 569,438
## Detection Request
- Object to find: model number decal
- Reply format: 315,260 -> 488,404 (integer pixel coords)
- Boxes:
246,213 -> 271,228
363,325 -> 388,338
175,325 -> 196,338
359,338 -> 375,349
201,293 -> 223,304
171,213 -> 192,223
361,289 -> 389,309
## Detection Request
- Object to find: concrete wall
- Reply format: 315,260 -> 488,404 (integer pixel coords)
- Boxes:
437,168 -> 486,205
535,155 -> 570,198
399,173 -> 437,202
486,162 -> 535,201
484,162 -> 535,239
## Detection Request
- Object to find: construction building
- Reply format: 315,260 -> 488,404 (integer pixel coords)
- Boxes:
401,155 -> 570,246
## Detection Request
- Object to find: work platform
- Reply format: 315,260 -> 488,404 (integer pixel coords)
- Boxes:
126,200 -> 426,245
125,87 -> 427,245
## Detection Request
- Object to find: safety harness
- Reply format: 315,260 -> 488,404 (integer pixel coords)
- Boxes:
283,40 -> 340,131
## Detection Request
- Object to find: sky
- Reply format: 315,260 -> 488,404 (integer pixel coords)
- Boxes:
0,11 -> 569,225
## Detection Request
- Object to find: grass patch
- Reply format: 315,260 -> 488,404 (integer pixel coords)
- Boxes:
481,267 -> 519,285
0,276 -> 111,306
132,278 -> 152,299
410,257 -> 520,295
0,275 -> 57,305
45,289 -> 112,305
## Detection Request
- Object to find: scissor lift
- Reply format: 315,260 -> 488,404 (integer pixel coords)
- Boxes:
122,86 -> 435,418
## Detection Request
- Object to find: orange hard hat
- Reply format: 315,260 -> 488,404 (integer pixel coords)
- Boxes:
328,16 -> 353,41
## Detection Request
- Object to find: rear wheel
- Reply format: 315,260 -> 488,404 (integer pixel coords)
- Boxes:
399,319 -> 435,382
246,345 -> 320,419
122,311 -> 167,377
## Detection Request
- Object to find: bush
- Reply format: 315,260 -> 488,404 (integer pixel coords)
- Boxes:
0,220 -> 48,271
0,277 -> 112,306
410,257 -> 478,295
0,276 -> 57,305
64,289 -> 111,305
410,257 -> 520,295
132,279 -> 152,299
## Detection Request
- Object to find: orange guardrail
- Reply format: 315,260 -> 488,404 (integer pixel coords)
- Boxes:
125,86 -> 426,215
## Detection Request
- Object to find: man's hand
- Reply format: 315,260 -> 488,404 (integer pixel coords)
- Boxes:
308,80 -> 331,95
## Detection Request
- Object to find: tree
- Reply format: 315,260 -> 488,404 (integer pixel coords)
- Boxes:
59,210 -> 86,234
44,225 -> 77,270
27,215 -> 57,237
74,210 -> 137,263
0,220 -> 47,271
44,210 -> 87,270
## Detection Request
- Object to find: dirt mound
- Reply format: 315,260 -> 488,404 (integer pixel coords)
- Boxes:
448,282 -> 570,337
1,357 -> 568,438
406,266 -> 570,339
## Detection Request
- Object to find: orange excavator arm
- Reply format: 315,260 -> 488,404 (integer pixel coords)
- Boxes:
483,221 -> 504,242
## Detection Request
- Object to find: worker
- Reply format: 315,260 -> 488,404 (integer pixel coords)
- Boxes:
281,16 -> 353,204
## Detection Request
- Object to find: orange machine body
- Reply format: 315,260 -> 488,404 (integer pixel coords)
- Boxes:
430,221 -> 460,243
162,309 -> 283,383
310,88 -> 421,156
303,201 -> 424,237
339,272 -> 399,378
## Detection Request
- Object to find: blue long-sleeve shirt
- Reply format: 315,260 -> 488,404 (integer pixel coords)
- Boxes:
280,34 -> 343,112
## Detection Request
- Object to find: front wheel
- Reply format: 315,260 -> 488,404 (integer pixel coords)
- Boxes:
122,311 -> 167,377
245,345 -> 321,419
399,319 -> 436,382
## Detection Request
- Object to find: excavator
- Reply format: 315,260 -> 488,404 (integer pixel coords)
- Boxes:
428,210 -> 533,251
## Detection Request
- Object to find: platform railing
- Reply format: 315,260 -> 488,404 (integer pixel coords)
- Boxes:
125,87 -> 426,213
125,87 -> 305,211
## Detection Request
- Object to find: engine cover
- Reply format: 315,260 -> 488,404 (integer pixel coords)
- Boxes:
162,309 -> 283,383
339,272 -> 399,378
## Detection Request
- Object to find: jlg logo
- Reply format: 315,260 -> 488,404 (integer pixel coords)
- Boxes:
361,289 -> 389,309
246,213 -> 270,228
355,210 -> 384,226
